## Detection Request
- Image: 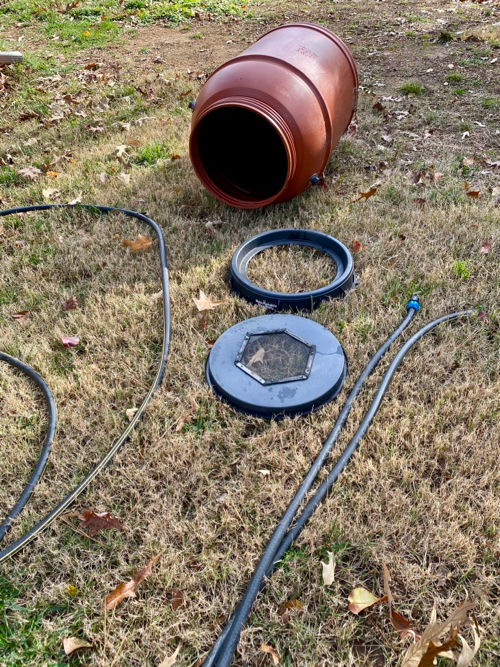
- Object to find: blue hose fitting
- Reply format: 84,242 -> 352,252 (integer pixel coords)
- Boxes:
406,296 -> 420,311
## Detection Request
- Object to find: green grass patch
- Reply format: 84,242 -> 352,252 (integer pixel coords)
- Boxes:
400,81 -> 425,95
483,97 -> 500,109
446,73 -> 463,83
0,0 -> 247,30
452,259 -> 471,280
0,577 -> 84,667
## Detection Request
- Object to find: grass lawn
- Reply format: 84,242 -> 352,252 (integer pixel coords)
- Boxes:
1,0 -> 499,665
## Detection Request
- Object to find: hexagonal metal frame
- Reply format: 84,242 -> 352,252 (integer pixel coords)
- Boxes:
234,328 -> 315,385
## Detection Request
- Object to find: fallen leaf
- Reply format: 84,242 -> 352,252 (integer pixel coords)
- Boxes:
123,235 -> 153,252
401,602 -> 475,667
351,240 -> 365,253
353,187 -> 377,203
175,408 -> 194,432
172,588 -> 184,611
105,555 -> 158,610
68,196 -> 82,205
17,166 -> 42,180
373,101 -> 388,114
61,336 -> 79,347
391,609 -> 419,642
63,637 -> 92,655
348,587 -> 387,614
277,599 -> 302,622
42,187 -> 60,199
261,643 -> 280,665
63,296 -> 78,310
248,347 -> 265,365
66,584 -> 78,596
171,153 -> 181,161
417,630 -> 459,667
46,170 -> 59,178
322,551 -> 335,586
117,172 -> 131,186
79,510 -> 124,536
456,627 -> 481,666
479,243 -> 491,254
193,290 -> 224,312
466,190 -> 480,198
278,599 -> 303,616
414,198 -> 426,208
159,645 -> 181,667
126,407 -> 138,421
11,310 -> 30,323
478,311 -> 489,323
115,144 -> 128,158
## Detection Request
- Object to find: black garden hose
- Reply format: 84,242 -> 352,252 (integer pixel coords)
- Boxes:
0,203 -> 170,565
207,306 -> 472,667
0,352 -> 56,543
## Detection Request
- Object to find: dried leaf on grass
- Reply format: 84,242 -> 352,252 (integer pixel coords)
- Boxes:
261,643 -> 280,665
63,296 -> 78,310
11,310 -> 30,322
117,172 -> 131,186
415,629 -> 459,667
193,290 -> 224,312
123,235 -> 153,252
105,555 -> 158,610
158,645 -> 181,667
351,240 -> 365,253
78,510 -> 124,536
277,599 -> 303,619
353,187 -> 377,203
172,588 -> 184,611
61,335 -> 79,347
348,587 -> 387,614
479,243 -> 491,254
42,187 -> 61,199
401,602 -> 475,667
382,563 -> 419,642
175,408 -> 195,432
62,637 -> 92,655
18,166 -> 42,180
456,627 -> 481,666
126,407 -> 138,421
322,551 -> 335,586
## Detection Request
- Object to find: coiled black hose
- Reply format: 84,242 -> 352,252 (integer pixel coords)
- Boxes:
0,203 -> 170,565
207,307 -> 472,667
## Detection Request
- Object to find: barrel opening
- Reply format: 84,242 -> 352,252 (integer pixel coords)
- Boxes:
195,107 -> 288,203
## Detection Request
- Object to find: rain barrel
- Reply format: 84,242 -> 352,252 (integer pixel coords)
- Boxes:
189,23 -> 358,209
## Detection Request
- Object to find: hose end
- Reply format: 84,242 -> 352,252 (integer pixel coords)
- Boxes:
406,296 -> 420,312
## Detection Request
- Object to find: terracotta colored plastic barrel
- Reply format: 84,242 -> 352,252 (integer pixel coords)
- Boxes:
189,23 -> 358,209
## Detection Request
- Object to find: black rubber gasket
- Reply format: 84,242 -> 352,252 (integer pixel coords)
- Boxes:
228,229 -> 355,312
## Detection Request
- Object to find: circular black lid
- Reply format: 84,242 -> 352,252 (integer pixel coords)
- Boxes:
228,229 -> 355,312
206,314 -> 346,419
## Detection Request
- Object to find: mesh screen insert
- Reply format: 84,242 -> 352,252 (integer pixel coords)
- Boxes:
238,330 -> 314,384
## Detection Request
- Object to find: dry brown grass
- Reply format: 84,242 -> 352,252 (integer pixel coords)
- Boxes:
1,0 -> 500,665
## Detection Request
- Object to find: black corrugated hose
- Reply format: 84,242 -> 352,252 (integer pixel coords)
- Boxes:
0,203 -> 170,565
